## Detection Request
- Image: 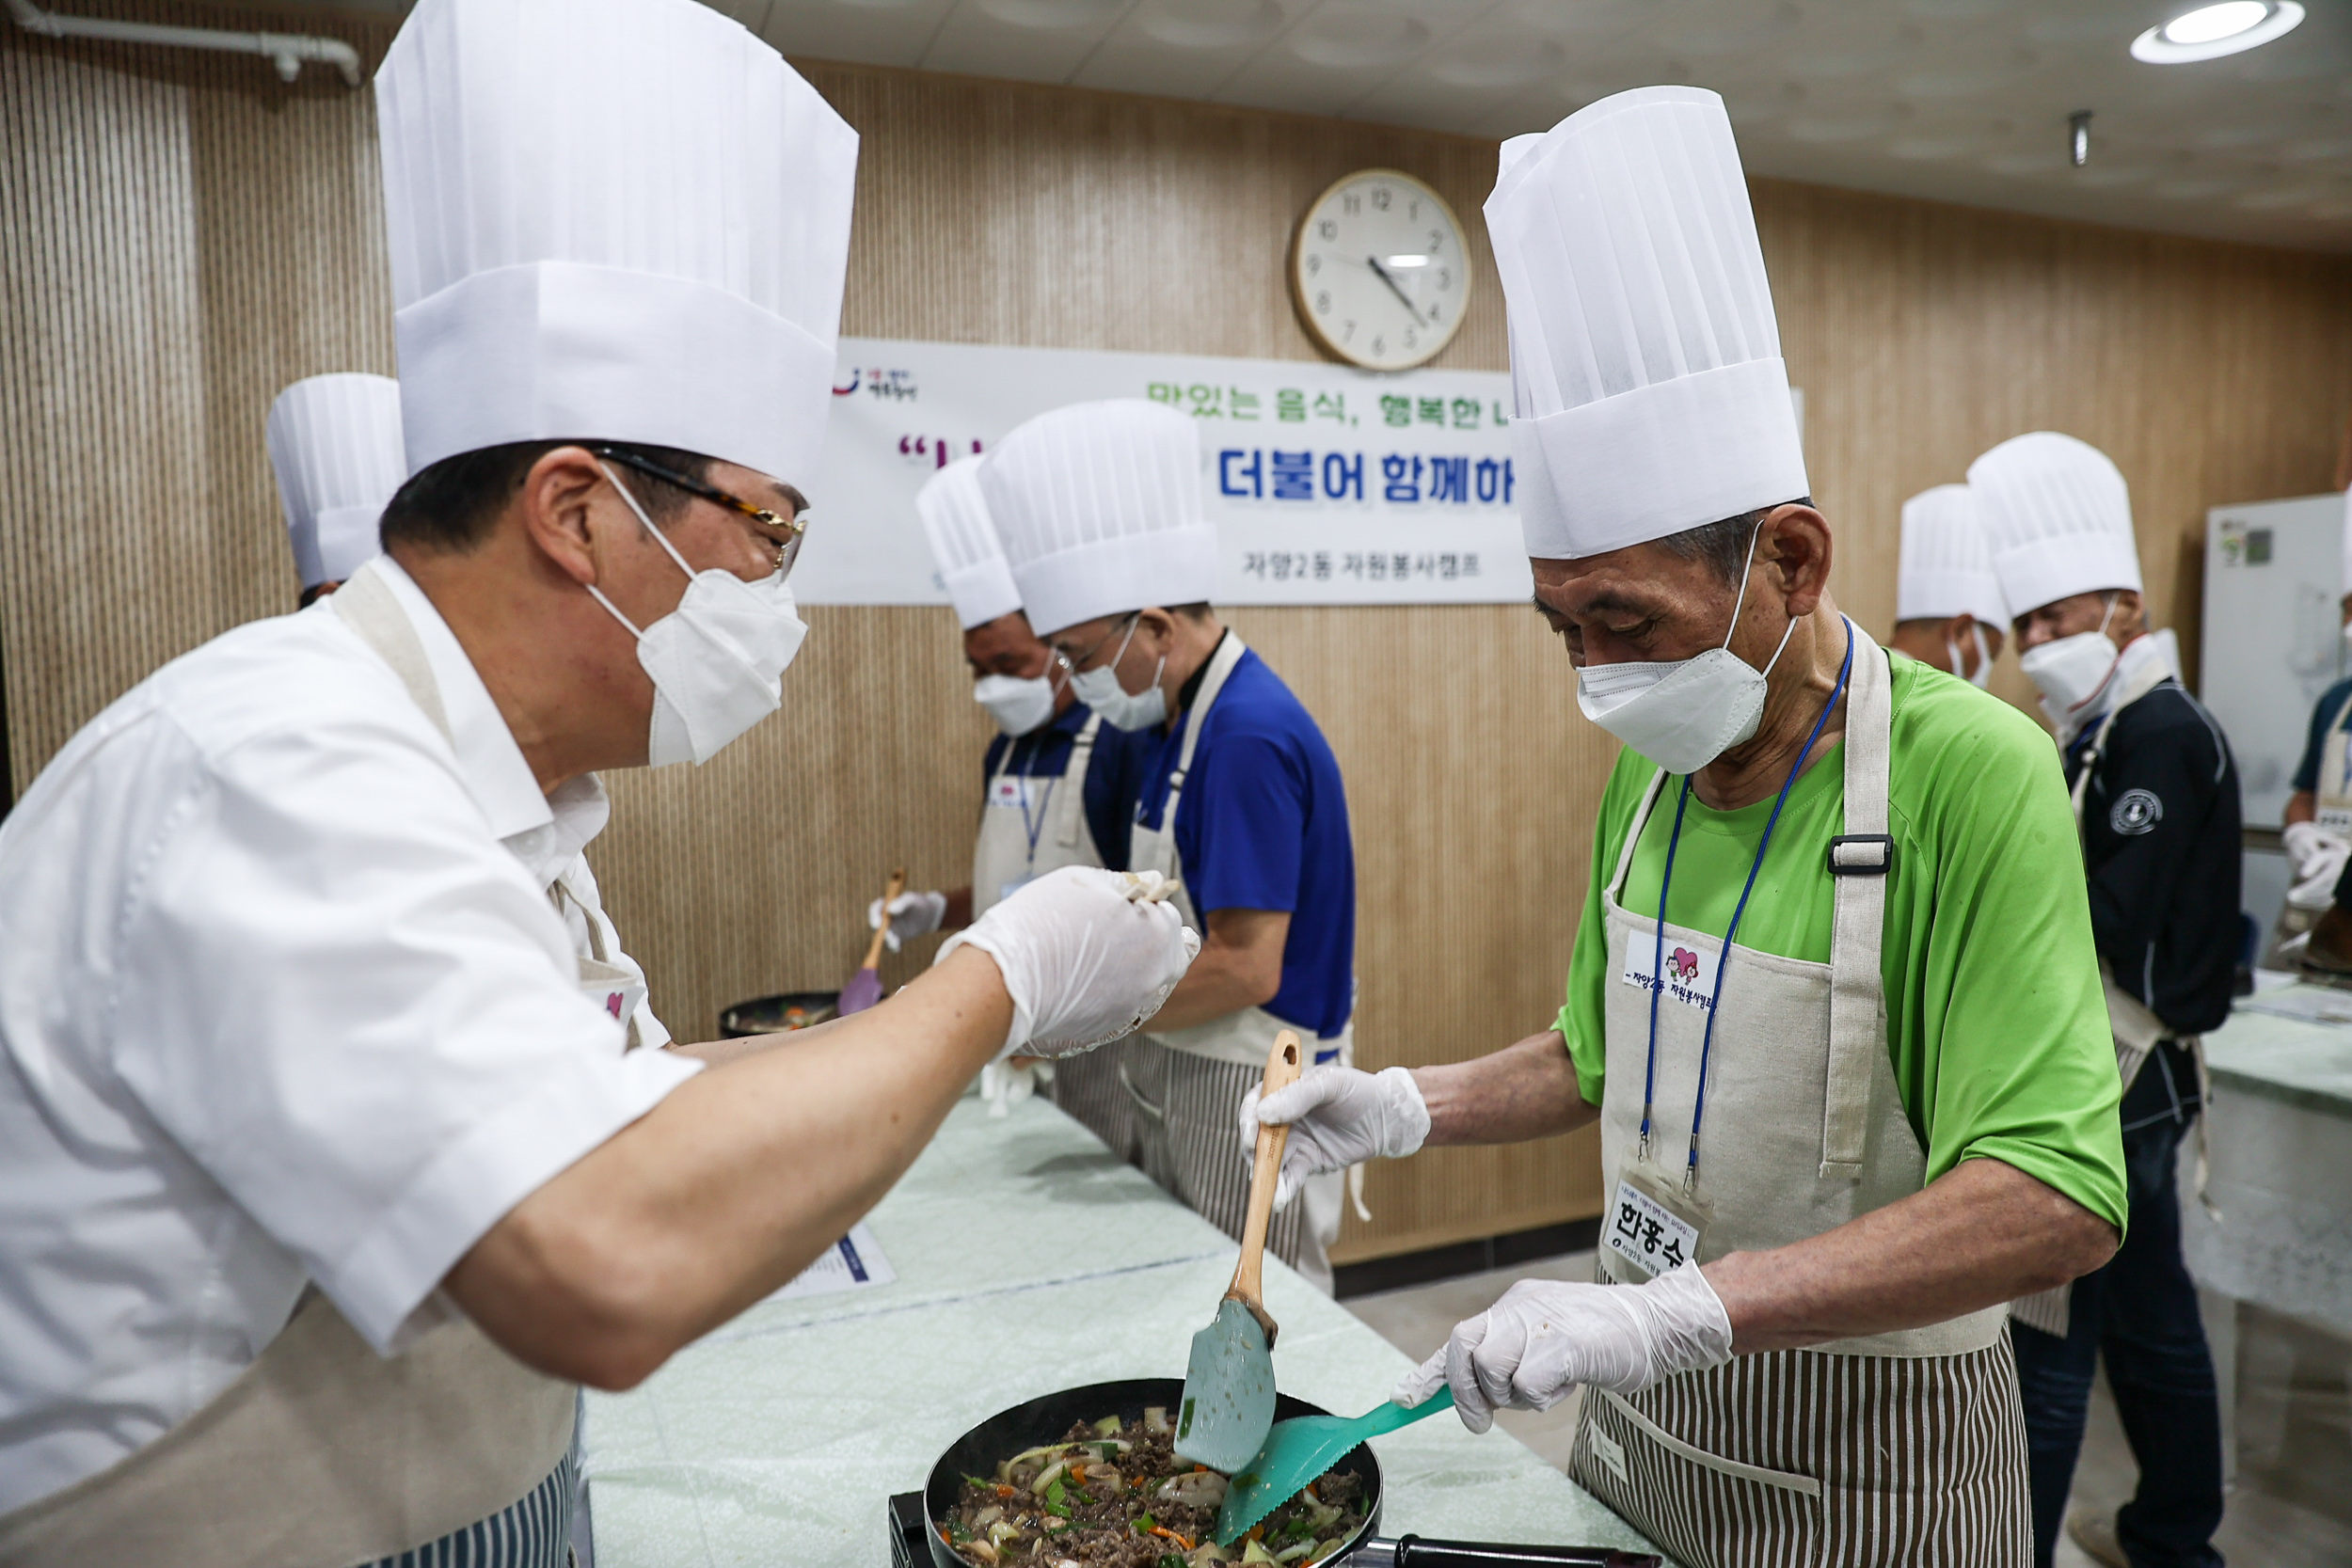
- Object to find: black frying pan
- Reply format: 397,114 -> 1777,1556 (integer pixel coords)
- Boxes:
922,1377 -> 1660,1568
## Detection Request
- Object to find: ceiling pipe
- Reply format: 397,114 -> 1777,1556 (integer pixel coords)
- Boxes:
5,0 -> 361,86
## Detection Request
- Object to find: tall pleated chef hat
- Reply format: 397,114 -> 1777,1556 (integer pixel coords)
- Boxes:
374,0 -> 856,483
1968,433 -> 2141,616
266,373 -> 405,591
919,456 -> 1022,630
1897,484 -> 2008,628
982,400 -> 1216,639
1486,87 -> 1807,561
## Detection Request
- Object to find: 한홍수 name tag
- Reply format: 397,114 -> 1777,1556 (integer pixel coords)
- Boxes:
1601,1163 -> 1706,1285
1620,932 -> 1720,1012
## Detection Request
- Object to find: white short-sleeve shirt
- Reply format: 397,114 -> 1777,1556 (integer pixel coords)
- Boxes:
0,561 -> 700,1512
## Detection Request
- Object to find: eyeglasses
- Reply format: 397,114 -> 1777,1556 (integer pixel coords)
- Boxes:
592,446 -> 807,580
1060,611 -> 1140,674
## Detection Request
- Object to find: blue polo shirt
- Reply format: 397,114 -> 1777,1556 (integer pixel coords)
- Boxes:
981,699 -> 1154,872
1132,643 -> 1356,1039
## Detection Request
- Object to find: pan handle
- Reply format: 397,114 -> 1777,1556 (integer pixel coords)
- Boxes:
1352,1538 -> 1662,1568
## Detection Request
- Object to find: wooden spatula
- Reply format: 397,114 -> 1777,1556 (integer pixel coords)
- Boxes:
1174,1029 -> 1303,1472
837,866 -> 904,1016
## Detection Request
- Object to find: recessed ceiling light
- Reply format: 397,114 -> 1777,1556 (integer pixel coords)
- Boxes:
2132,1 -> 2304,63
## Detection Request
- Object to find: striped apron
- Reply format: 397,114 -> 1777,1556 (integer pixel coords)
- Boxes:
969,710 -> 1134,1160
1120,633 -> 1348,1295
1571,626 -> 2031,1568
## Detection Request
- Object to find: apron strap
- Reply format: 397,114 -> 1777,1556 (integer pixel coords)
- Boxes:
1607,767 -> 1673,904
1057,711 -> 1101,850
331,562 -> 454,748
1157,632 -> 1250,843
1821,621 -> 1893,1179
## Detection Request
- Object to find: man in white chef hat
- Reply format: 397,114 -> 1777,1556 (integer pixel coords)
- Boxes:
1249,88 -> 2126,1567
876,454 -> 1157,1142
1973,430 -> 2235,1568
0,0 -> 1192,1561
986,399 -> 1360,1294
1885,482 -> 2009,685
267,372 -> 405,607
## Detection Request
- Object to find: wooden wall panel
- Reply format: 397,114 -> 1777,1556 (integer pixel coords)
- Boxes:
6,28 -> 2350,1263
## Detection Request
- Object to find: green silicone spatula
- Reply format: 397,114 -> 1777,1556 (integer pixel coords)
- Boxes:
1216,1386 -> 1454,1546
1173,1030 -> 1303,1473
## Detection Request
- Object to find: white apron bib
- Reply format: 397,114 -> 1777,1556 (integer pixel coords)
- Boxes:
971,709 -> 1104,915
1568,624 -> 2030,1568
1121,632 -> 1351,1269
2315,695 -> 2352,836
0,563 -> 596,1567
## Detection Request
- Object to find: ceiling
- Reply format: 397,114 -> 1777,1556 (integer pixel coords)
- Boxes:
713,0 -> 2352,253
237,0 -> 2352,251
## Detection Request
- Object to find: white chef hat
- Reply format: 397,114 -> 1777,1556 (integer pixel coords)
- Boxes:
1486,87 -> 1807,561
919,456 -> 1022,630
982,401 -> 1216,639
374,0 -> 856,484
1896,484 -> 2008,629
1969,433 -> 2141,616
266,373 -> 405,590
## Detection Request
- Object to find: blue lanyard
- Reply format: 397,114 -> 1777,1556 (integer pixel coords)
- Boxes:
1639,619 -> 1855,1192
998,732 -> 1060,867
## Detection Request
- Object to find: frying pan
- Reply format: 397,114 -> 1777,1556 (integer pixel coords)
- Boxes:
718,990 -> 840,1037
921,1377 -> 1660,1568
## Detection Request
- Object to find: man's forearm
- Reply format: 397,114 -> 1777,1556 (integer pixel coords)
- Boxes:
1703,1155 -> 2117,1354
1145,908 -> 1286,1033
448,945 -> 1013,1388
1415,1029 -> 1597,1147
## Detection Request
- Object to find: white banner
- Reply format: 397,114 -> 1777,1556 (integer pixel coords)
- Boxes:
796,337 -> 1533,606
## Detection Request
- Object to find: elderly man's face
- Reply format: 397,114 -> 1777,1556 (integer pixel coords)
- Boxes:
1529,536 -> 1781,673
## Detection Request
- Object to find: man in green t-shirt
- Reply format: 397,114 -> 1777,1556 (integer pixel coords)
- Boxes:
1240,88 -> 2124,1568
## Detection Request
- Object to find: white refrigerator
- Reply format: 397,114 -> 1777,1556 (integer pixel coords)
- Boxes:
2200,492 -> 2348,941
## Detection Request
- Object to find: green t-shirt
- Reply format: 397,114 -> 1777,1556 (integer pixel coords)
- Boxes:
1554,652 -> 2129,1232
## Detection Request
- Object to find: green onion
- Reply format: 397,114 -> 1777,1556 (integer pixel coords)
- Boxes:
1135,1513 -> 1158,1534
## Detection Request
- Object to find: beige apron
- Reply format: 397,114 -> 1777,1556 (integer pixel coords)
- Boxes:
2014,656 -> 2211,1337
2267,689 -> 2352,961
0,562 -> 592,1567
1569,625 -> 2031,1568
971,709 -> 1104,916
1121,632 -> 1352,1272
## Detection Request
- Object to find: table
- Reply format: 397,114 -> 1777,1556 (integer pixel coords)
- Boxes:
2181,984 -> 2352,1338
580,1091 -> 1666,1567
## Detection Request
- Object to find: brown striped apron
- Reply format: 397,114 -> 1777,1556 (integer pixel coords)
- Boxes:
1570,626 -> 2031,1568
1120,632 -> 1349,1294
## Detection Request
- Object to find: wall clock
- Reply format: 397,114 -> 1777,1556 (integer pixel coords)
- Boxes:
1289,168 -> 1471,372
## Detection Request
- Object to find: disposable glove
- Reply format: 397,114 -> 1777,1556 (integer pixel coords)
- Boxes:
935,867 -> 1199,1060
1239,1065 -> 1430,1207
1393,1264 -> 1734,1433
868,889 -> 950,953
979,1057 -> 1054,1117
2284,822 -> 2350,911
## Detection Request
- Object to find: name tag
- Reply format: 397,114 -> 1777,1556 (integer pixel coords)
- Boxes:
990,778 -> 1037,809
1619,933 -> 1719,1012
1587,1425 -> 1629,1484
1602,1167 -> 1702,1284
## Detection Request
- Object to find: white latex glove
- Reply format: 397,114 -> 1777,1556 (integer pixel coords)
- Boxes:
979,1057 -> 1054,1117
1393,1264 -> 1735,1433
935,867 -> 1199,1060
867,889 -> 949,953
1239,1065 -> 1430,1207
2284,822 -> 2350,911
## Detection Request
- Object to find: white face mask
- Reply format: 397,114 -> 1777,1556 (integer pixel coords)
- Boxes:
1573,528 -> 1802,775
974,665 -> 1060,736
586,461 -> 808,768
1069,614 -> 1168,732
2019,594 -> 2122,735
1947,623 -> 1994,689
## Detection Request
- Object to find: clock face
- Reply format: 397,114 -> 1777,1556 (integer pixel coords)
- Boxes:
1290,169 -> 1471,372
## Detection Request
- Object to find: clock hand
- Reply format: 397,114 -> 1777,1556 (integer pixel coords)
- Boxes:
1365,254 -> 1427,328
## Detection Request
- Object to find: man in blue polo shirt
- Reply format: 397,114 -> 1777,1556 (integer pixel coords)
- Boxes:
874,456 -> 1154,1144
984,399 -> 1359,1292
